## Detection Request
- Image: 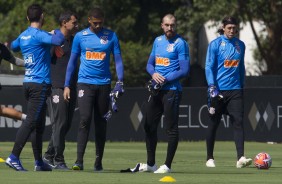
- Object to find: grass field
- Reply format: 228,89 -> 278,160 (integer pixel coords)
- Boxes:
0,141 -> 281,184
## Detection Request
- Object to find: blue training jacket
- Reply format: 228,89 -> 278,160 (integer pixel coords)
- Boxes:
205,35 -> 245,90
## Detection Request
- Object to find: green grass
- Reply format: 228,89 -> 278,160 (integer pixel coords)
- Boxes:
0,141 -> 281,184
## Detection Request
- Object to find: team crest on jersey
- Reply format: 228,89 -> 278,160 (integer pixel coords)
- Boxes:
78,90 -> 84,98
100,36 -> 108,44
82,31 -> 88,35
52,95 -> 59,103
235,41 -> 241,54
103,31 -> 110,35
166,44 -> 174,52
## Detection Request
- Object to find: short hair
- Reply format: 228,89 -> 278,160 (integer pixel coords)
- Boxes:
27,4 -> 43,22
58,11 -> 77,25
162,14 -> 176,23
88,7 -> 104,19
217,16 -> 238,35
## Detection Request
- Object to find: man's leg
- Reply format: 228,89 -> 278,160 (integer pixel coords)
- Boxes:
162,91 -> 181,169
93,84 -> 110,171
0,106 -> 26,120
143,94 -> 163,167
74,84 -> 94,168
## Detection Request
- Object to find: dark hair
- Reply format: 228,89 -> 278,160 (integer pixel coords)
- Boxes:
58,11 -> 77,25
88,7 -> 104,19
27,4 -> 43,22
217,16 -> 238,35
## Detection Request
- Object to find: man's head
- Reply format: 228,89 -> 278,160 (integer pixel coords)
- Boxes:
88,7 -> 104,33
27,4 -> 44,24
59,11 -> 78,35
161,14 -> 177,39
218,16 -> 238,39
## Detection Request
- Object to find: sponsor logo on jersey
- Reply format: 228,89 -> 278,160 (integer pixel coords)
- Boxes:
52,95 -> 59,103
86,51 -> 106,60
100,36 -> 108,44
21,35 -> 31,40
156,57 -> 170,66
24,53 -> 34,65
82,31 -> 88,35
220,41 -> 226,46
78,90 -> 84,98
166,44 -> 174,52
224,59 -> 239,68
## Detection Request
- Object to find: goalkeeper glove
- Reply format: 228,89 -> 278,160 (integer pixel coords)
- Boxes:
111,81 -> 124,98
208,85 -> 219,98
207,85 -> 223,115
146,79 -> 163,96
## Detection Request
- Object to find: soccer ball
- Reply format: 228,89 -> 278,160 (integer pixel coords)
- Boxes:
254,152 -> 272,169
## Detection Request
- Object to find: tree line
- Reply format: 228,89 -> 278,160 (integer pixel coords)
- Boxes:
0,0 -> 281,87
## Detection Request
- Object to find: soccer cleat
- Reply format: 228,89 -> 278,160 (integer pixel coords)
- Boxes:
138,163 -> 157,172
5,157 -> 27,171
206,159 -> 216,168
154,164 -> 171,174
43,156 -> 55,168
94,165 -> 103,172
54,163 -> 70,170
236,156 -> 252,168
72,163 -> 84,170
34,162 -> 52,171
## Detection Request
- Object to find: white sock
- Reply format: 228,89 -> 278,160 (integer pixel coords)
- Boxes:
21,113 -> 27,120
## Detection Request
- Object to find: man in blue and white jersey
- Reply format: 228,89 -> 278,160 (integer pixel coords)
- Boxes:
138,14 -> 189,174
205,16 -> 252,168
5,4 -> 64,172
64,7 -> 124,171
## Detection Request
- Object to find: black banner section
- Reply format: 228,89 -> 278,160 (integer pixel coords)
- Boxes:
1,86 -> 282,142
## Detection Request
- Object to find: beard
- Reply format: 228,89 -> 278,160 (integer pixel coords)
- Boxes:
165,31 -> 175,39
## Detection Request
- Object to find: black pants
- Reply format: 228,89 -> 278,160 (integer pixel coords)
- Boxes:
206,89 -> 244,160
75,83 -> 110,168
12,82 -> 51,161
44,88 -> 76,165
143,90 -> 181,169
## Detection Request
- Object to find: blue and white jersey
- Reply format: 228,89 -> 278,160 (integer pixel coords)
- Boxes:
72,27 -> 121,85
205,35 -> 245,90
11,27 -> 54,84
150,34 -> 189,91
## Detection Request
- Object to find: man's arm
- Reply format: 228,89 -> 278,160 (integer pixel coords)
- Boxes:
205,42 -> 217,86
114,54 -> 124,81
0,43 -> 24,66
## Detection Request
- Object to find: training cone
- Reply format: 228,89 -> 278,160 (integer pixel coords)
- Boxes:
159,176 -> 176,182
0,158 -> 5,162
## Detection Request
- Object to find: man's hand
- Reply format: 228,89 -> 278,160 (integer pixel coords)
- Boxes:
146,79 -> 163,96
111,81 -> 124,98
208,85 -> 220,98
152,73 -> 165,84
63,87 -> 71,101
207,85 -> 223,115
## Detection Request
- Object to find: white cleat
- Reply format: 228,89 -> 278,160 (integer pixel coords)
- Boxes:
236,156 -> 252,168
138,163 -> 157,172
154,164 -> 171,174
206,159 -> 216,168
